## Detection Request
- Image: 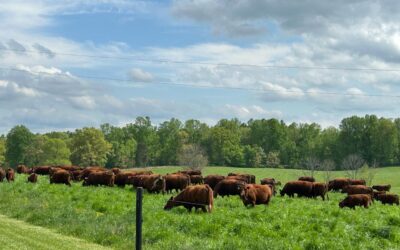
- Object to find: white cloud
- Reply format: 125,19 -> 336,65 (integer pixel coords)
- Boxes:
129,68 -> 154,82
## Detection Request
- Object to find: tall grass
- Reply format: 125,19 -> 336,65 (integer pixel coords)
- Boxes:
0,167 -> 399,249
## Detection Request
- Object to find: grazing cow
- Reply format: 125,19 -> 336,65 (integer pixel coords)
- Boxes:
17,165 -> 29,174
6,168 -> 15,182
349,179 -> 366,186
280,181 -> 313,198
240,184 -> 272,207
373,190 -> 386,200
165,174 -> 190,193
177,170 -> 202,176
372,185 -> 391,192
189,175 -> 204,185
311,182 -> 328,200
375,193 -> 399,205
83,171 -> 115,187
228,173 -> 255,184
50,169 -> 71,186
260,178 -> 278,186
34,166 -> 51,175
203,175 -> 225,190
140,174 -> 166,194
298,176 -> 316,182
79,166 -> 107,179
71,170 -> 83,181
115,172 -> 138,187
213,179 -> 246,198
27,173 -> 38,183
328,178 -> 351,191
341,185 -> 373,196
0,168 -> 5,182
339,194 -> 372,209
164,184 -> 213,212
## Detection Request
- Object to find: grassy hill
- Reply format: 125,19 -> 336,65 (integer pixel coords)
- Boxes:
0,166 -> 399,249
0,214 -> 110,250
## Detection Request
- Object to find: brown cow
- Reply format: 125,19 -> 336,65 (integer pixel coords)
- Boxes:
328,178 -> 351,191
165,174 -> 190,193
55,165 -> 81,172
341,185 -> 373,196
372,185 -> 391,192
228,173 -> 255,184
349,179 -> 366,186
50,169 -> 71,186
17,165 -> 29,174
79,166 -> 107,179
34,166 -> 52,175
298,176 -> 316,182
164,184 -> 213,212
0,168 -> 5,182
260,178 -> 278,186
177,170 -> 202,176
213,179 -> 246,198
111,168 -> 121,175
189,175 -> 203,185
6,168 -> 15,182
339,194 -> 372,209
280,181 -> 313,198
311,182 -> 328,200
203,175 -> 225,190
127,175 -> 144,188
140,174 -> 166,194
71,170 -> 83,181
226,175 -> 249,183
115,172 -> 138,187
240,184 -> 272,207
375,193 -> 399,205
83,171 -> 115,187
373,190 -> 386,200
27,173 -> 38,183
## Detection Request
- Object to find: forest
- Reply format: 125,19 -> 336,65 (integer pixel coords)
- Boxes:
0,114 -> 399,170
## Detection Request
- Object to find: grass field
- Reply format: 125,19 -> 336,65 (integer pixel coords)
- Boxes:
0,214 -> 110,250
0,166 -> 399,249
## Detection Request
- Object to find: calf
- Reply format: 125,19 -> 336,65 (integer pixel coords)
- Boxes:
280,181 -> 313,198
6,168 -> 15,182
372,185 -> 391,192
203,175 -> 225,190
240,184 -> 272,207
298,176 -> 315,182
375,193 -> 399,205
50,169 -> 71,186
83,171 -> 115,187
339,194 -> 372,209
27,173 -> 38,183
213,179 -> 246,198
164,184 -> 213,212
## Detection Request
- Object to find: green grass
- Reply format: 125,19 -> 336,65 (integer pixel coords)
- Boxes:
0,166 -> 399,249
0,214 -> 110,250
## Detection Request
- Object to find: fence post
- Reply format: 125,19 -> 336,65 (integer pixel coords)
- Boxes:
136,187 -> 143,250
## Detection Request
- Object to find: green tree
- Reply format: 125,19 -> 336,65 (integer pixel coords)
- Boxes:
70,127 -> 111,167
157,118 -> 184,165
0,136 -> 5,166
5,125 -> 34,167
41,138 -> 71,166
25,135 -> 47,166
243,145 -> 265,167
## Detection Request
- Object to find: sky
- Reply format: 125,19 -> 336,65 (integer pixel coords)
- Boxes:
1,0 -> 400,134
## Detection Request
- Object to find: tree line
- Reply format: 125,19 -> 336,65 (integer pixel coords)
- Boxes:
0,114 -> 399,170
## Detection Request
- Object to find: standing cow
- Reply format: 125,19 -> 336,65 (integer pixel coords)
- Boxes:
203,175 -> 225,190
6,168 -> 15,182
339,194 -> 372,209
240,184 -> 272,207
213,179 -> 246,198
165,174 -> 190,193
280,181 -> 313,198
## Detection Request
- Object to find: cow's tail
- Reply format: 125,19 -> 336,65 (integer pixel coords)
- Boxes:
206,184 -> 213,213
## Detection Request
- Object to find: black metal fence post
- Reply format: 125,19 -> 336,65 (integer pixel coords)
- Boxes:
136,187 -> 143,250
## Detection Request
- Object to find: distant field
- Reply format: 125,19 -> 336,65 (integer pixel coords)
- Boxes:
0,166 -> 399,249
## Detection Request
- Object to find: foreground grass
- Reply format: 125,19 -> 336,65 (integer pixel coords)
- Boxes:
0,167 -> 399,249
0,214 -> 110,250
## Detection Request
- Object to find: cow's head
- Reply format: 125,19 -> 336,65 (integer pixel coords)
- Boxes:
164,196 -> 175,210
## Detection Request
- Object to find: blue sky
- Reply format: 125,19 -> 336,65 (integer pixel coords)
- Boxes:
1,0 -> 400,133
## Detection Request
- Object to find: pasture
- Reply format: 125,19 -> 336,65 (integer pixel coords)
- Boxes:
0,166 -> 399,249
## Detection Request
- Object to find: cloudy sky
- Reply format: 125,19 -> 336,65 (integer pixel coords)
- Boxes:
1,0 -> 400,133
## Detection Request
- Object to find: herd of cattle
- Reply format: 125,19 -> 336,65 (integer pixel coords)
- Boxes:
0,165 -> 398,213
